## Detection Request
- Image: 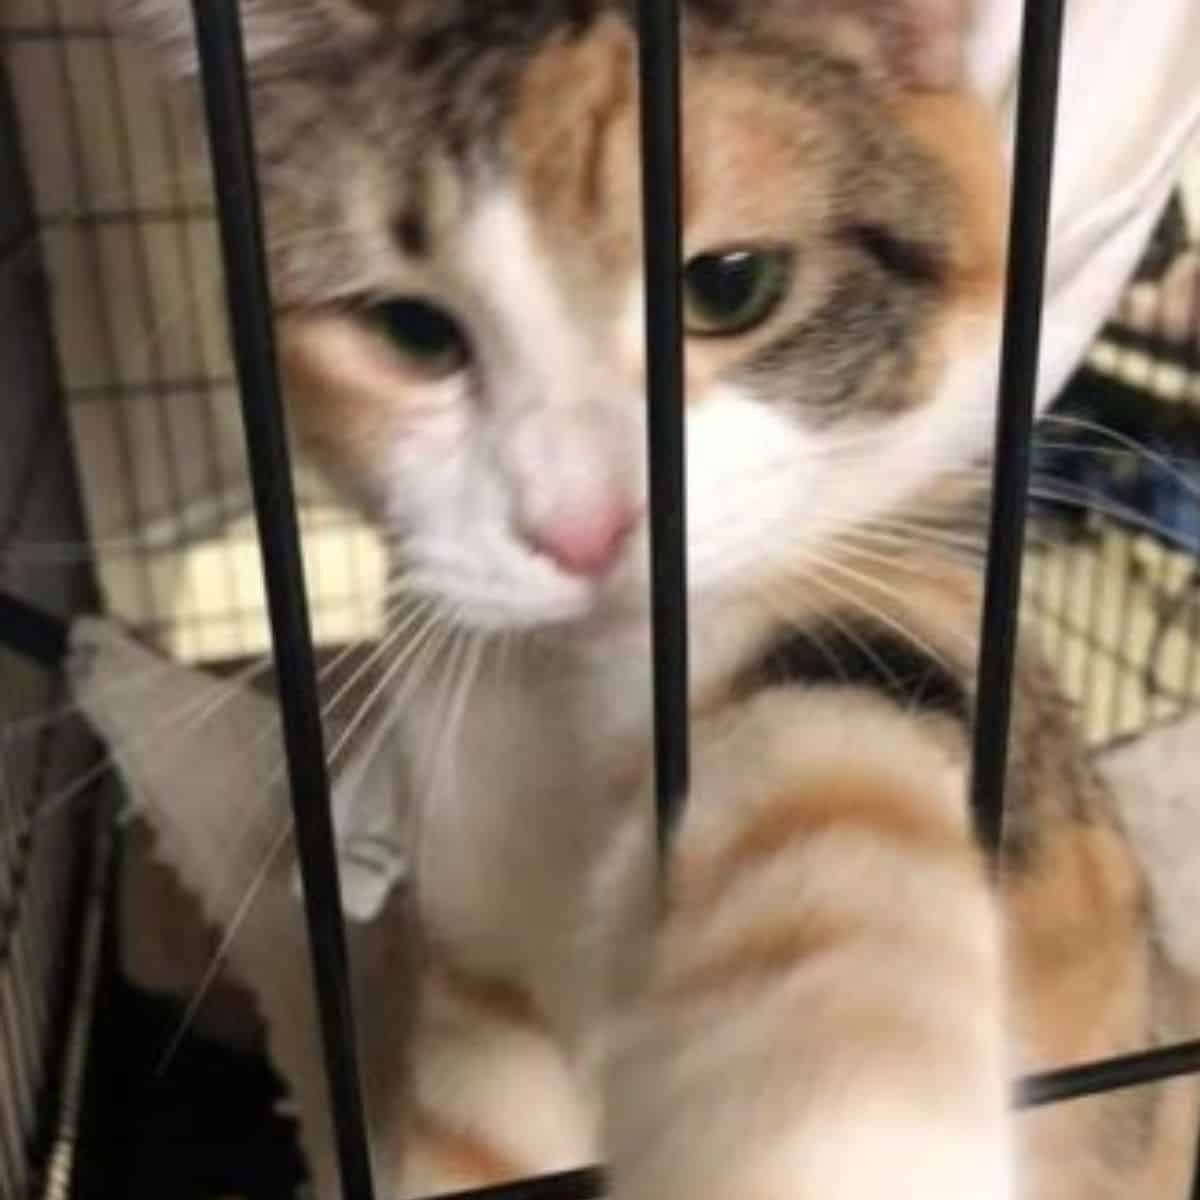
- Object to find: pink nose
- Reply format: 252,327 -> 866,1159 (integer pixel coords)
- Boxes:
526,504 -> 637,579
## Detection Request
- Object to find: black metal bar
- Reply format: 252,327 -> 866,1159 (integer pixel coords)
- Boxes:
428,1168 -> 606,1200
186,3 -> 376,1198
969,0 -> 1067,853
635,0 -> 689,855
1017,1040 -> 1200,1108
0,593 -> 67,670
1191,1090 -> 1200,1200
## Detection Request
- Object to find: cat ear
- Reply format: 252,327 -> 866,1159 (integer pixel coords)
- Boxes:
823,0 -> 970,92
110,0 -> 380,79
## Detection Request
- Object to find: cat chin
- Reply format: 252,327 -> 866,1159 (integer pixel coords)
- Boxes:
428,585 -> 651,645
571,605 -> 653,648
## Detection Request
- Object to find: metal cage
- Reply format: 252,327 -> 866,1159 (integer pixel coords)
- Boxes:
3,0 -> 1200,1197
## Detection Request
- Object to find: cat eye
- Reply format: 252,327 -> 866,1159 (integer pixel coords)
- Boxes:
683,247 -> 792,337
367,298 -> 470,378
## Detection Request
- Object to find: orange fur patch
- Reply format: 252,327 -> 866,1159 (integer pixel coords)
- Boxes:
672,773 -> 973,917
422,939 -> 548,1034
1009,820 -> 1150,1072
511,16 -> 640,280
655,913 -> 853,1003
407,1104 -> 524,1187
894,91 -> 1007,311
278,314 -> 414,498
511,31 -> 849,400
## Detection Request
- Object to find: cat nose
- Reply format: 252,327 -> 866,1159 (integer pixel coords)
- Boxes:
524,503 -> 638,579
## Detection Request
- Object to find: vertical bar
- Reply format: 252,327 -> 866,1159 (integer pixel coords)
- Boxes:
635,0 -> 690,855
969,0 -> 1067,854
1175,237 -> 1200,713
186,3 -> 376,1198
1184,224 -> 1200,1200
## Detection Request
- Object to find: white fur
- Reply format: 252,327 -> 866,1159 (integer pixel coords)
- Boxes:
378,187 -> 1001,640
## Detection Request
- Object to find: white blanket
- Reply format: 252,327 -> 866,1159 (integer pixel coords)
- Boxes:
969,0 -> 1200,412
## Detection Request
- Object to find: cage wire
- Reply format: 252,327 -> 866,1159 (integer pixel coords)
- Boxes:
0,39 -> 105,1200
3,0 -> 387,667
1024,155 -> 1200,746
2,0 -> 1200,1197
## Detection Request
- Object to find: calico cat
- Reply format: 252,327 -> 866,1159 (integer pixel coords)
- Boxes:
111,1 -> 1200,1197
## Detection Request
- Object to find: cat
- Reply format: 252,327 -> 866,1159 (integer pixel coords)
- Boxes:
110,1 -> 1200,1197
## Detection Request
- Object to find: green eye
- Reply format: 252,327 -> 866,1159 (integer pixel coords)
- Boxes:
683,247 -> 792,337
369,298 -> 470,377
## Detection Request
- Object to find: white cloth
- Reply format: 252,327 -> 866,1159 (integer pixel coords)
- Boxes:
968,0 -> 1200,412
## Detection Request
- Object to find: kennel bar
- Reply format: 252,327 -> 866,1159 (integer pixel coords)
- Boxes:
969,0 -> 1066,854
0,0 -> 1182,1196
635,0 -> 690,854
0,41 -> 105,1200
187,2 -> 377,1198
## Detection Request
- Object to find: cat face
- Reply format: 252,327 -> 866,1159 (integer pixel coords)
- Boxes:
126,0 -> 1006,636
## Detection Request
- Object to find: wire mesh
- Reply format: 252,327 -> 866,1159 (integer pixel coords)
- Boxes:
0,43 -> 104,1200
1025,166 -> 1200,745
2,0 -> 384,665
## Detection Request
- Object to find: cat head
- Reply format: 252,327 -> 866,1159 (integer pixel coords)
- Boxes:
117,0 -> 1005,637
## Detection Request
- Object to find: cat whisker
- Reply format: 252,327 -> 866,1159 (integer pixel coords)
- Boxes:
1025,483 -> 1200,550
848,521 -> 990,560
1,653 -> 199,743
194,602 -> 424,911
1038,414 -> 1200,501
800,554 -> 968,667
152,814 -> 294,1078
14,597 -> 414,837
440,627 -> 487,793
788,589 -> 926,701
14,650 -> 281,835
886,462 -> 1200,552
154,600 -> 441,1069
1031,439 -> 1194,461
319,599 -> 445,772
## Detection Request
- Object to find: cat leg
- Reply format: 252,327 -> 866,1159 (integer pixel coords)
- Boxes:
393,946 -> 597,1200
595,688 -> 1014,1200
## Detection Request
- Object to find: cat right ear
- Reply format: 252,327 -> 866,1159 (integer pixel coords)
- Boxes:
109,0 -> 382,79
